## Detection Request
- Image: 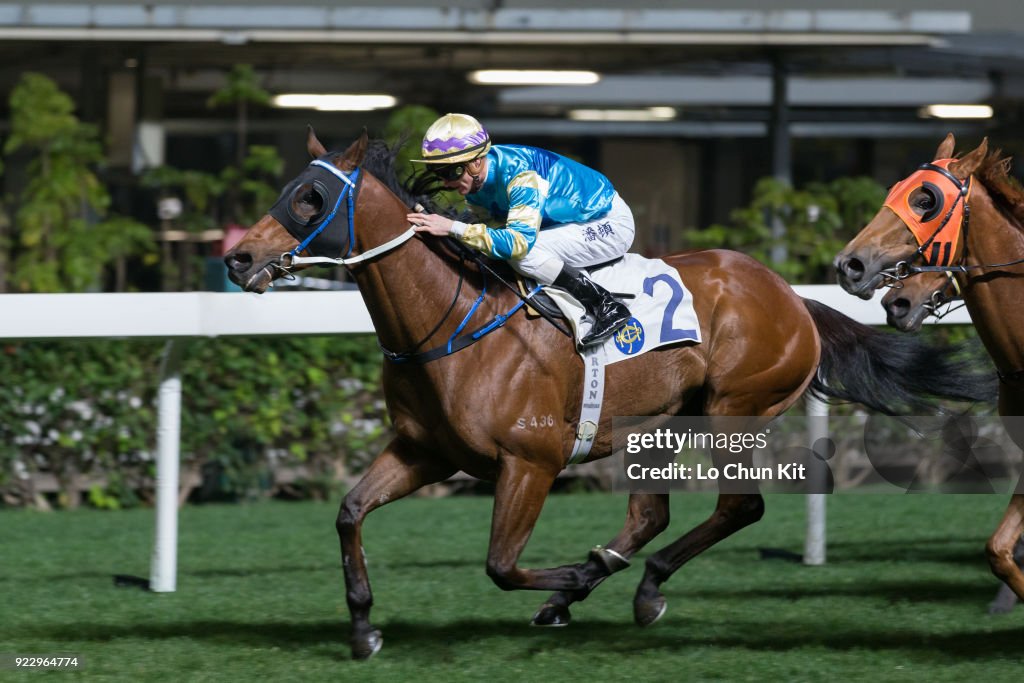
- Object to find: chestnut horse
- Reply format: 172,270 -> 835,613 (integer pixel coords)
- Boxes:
835,133 -> 1024,606
878,272 -> 1024,615
880,270 -> 963,332
225,130 -> 993,660
872,263 -> 1024,614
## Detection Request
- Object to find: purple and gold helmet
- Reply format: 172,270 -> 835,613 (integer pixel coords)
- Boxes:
412,113 -> 491,164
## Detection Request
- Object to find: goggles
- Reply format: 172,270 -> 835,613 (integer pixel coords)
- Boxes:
432,163 -> 468,182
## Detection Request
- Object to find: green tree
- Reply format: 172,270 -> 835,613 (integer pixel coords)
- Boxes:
686,176 -> 887,284
146,65 -> 281,289
207,64 -> 271,168
0,178 -> 9,293
221,144 -> 284,226
207,64 -> 273,225
383,104 -> 441,183
3,73 -> 154,293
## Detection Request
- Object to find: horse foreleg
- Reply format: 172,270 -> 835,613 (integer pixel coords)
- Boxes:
532,492 -> 670,626
485,455 -> 606,592
986,494 -> 1024,602
336,438 -> 455,660
634,490 -> 764,627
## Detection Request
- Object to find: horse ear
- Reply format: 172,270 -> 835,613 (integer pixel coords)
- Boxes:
339,129 -> 369,171
307,125 -> 327,159
934,133 -> 955,160
950,137 -> 988,178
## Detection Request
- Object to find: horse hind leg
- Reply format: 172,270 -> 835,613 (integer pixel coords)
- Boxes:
988,534 -> 1024,613
986,493 -> 1024,603
531,492 -> 670,627
633,489 -> 763,626
631,428 -> 768,627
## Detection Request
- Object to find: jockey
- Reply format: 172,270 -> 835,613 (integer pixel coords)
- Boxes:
407,113 -> 634,346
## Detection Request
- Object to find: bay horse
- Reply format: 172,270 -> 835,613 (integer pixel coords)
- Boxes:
835,133 -> 1024,606
225,129 -> 993,660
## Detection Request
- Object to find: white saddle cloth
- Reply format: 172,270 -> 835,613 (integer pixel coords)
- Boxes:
545,253 -> 702,364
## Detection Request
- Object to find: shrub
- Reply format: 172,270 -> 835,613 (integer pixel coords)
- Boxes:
0,334 -> 390,509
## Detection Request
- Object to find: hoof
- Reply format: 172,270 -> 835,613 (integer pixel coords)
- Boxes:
634,593 -> 667,627
988,586 -> 1018,615
351,629 -> 383,660
988,600 -> 1017,615
531,602 -> 572,627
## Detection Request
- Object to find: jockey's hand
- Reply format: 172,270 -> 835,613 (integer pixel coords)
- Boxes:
407,212 -> 454,237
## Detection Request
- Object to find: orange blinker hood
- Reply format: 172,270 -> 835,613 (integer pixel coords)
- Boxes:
882,158 -> 972,267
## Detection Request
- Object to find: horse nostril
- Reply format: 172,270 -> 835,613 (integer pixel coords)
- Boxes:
842,258 -> 866,282
887,298 -> 910,318
224,251 -> 252,272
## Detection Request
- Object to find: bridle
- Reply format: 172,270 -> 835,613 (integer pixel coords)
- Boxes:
890,270 -> 966,321
922,272 -> 966,319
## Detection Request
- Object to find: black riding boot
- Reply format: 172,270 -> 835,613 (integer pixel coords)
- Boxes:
552,265 -> 631,346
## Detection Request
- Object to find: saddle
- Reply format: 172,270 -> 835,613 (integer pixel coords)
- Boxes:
516,257 -> 625,321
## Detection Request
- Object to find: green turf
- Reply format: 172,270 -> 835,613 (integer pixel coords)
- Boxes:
2,493 -> 1023,681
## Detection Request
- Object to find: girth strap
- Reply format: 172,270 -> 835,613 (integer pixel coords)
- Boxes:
567,344 -> 606,465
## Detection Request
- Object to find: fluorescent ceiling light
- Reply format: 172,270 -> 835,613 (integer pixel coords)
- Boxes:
568,107 -> 676,122
272,94 -> 397,111
918,104 -> 993,119
469,70 -> 600,85
502,76 -> 993,108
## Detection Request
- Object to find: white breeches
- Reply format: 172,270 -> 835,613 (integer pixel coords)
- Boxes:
510,193 -> 635,284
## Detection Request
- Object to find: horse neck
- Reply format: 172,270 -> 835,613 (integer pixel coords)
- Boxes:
961,185 -> 1024,371
348,176 -> 481,352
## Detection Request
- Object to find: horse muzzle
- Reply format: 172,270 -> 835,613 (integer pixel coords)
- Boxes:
224,250 -> 277,293
834,254 -> 886,299
882,292 -> 929,332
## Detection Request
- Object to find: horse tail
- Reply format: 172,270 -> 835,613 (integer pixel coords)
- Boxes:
802,298 -> 996,414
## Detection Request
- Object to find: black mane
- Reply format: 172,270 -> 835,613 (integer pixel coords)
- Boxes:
358,139 -> 467,221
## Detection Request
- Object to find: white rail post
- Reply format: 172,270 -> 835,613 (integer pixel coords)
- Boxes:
803,395 -> 830,566
151,339 -> 184,592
